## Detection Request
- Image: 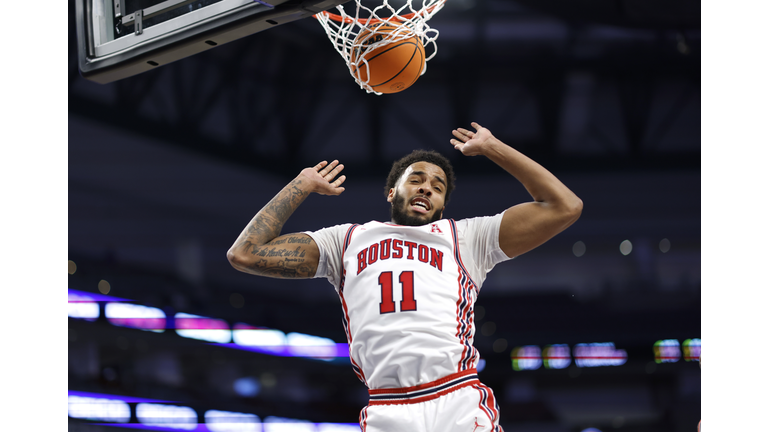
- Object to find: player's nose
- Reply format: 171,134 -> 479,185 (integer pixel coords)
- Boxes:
418,185 -> 432,196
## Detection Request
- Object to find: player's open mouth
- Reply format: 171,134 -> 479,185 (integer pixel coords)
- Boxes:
410,197 -> 431,214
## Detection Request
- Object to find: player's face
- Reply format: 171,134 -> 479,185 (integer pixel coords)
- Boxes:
387,162 -> 447,226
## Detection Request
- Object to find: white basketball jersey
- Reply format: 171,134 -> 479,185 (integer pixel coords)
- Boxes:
306,215 -> 509,390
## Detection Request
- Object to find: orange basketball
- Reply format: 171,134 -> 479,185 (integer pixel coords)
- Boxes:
350,24 -> 426,94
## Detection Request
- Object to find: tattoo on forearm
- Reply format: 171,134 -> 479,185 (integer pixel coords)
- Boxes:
270,183 -> 307,221
230,178 -> 318,279
240,240 -> 258,254
236,180 -> 309,248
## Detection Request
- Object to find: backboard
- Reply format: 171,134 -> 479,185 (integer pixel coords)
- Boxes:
75,0 -> 349,84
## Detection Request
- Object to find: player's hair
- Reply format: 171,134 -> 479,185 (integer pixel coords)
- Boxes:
385,150 -> 456,203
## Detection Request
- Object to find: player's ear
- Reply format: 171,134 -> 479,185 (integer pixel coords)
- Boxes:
386,188 -> 395,203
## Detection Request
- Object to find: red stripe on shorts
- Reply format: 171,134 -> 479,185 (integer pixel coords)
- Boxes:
368,368 -> 479,405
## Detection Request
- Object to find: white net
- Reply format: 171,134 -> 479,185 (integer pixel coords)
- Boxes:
314,0 -> 446,94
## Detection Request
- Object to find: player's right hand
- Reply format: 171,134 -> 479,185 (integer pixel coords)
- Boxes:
450,122 -> 497,157
300,160 -> 347,196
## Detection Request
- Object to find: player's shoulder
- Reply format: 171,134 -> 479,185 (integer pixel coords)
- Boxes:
305,222 -> 357,240
448,213 -> 503,224
334,220 -> 386,236
449,213 -> 505,232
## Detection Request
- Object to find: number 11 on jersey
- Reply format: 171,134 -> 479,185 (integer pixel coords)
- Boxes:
378,271 -> 417,314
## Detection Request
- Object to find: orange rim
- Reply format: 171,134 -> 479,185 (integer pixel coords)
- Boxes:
313,0 -> 445,24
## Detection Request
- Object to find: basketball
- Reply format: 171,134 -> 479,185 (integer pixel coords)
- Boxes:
350,24 -> 426,94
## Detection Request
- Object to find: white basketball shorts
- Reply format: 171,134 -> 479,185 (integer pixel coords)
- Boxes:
359,369 -> 503,432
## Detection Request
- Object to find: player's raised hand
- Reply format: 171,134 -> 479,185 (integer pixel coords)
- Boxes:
299,160 -> 347,196
450,122 -> 496,156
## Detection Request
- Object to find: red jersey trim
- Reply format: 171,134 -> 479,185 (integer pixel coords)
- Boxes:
367,368 -> 478,405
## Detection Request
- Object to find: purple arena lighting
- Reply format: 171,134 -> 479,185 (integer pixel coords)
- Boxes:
68,390 -> 176,404
175,314 -> 230,330
68,288 -> 133,303
106,303 -> 167,332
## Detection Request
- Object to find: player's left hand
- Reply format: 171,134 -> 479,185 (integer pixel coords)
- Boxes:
298,160 -> 347,196
450,122 -> 496,156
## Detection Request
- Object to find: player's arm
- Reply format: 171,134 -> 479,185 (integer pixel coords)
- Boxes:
451,122 -> 583,259
226,160 -> 346,278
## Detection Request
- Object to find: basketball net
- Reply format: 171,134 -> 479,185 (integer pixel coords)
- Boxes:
314,0 -> 446,94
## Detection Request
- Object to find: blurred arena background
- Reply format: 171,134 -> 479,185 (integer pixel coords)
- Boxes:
68,0 -> 700,431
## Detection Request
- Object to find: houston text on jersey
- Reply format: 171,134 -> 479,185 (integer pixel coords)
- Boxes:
357,238 -> 444,275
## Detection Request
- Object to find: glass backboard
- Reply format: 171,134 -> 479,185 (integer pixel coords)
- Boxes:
75,0 -> 349,84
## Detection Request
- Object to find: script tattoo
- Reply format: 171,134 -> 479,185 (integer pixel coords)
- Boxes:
266,236 -> 311,246
251,257 -> 316,279
255,247 -> 307,258
288,236 -> 311,244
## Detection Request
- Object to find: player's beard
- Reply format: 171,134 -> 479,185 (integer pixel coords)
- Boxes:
390,192 -> 442,226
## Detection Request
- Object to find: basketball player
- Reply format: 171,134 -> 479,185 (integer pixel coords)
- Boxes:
227,122 -> 582,431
